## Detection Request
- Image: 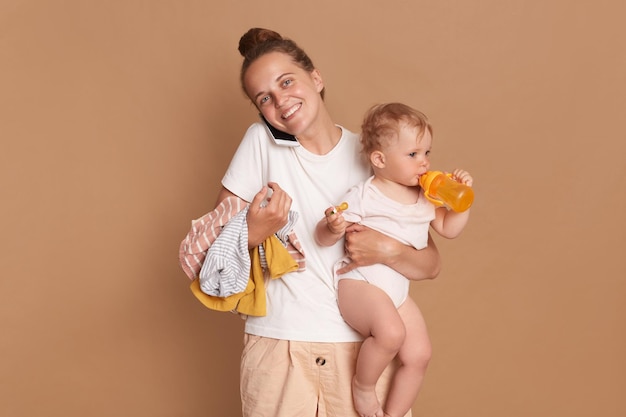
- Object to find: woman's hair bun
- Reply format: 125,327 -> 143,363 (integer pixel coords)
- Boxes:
236,27 -> 322,98
238,28 -> 283,57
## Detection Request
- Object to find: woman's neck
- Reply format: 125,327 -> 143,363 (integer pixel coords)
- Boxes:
296,111 -> 342,155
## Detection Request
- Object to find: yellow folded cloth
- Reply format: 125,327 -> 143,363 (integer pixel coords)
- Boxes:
190,235 -> 298,316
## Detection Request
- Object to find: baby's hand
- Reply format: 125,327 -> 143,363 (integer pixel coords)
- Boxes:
325,204 -> 348,235
452,169 -> 473,187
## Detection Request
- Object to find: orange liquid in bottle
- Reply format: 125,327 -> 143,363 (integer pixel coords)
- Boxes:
424,172 -> 474,212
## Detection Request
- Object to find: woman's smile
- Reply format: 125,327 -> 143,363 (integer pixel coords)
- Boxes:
281,103 -> 301,120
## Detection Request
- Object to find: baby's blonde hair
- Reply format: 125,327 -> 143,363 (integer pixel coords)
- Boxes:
360,103 -> 432,158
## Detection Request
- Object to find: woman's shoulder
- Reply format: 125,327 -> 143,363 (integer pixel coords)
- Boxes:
243,121 -> 268,139
338,124 -> 359,140
335,125 -> 362,153
234,122 -> 274,151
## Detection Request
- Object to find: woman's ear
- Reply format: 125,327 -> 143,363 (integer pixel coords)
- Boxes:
370,150 -> 385,168
311,69 -> 324,93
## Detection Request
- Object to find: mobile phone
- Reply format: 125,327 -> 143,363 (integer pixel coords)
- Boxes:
260,114 -> 299,147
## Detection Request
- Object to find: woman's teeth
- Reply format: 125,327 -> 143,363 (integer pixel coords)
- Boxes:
282,104 -> 301,119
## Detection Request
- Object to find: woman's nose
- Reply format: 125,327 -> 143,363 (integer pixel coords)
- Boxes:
274,91 -> 288,107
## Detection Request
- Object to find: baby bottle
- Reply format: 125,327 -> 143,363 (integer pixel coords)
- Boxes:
419,171 -> 474,212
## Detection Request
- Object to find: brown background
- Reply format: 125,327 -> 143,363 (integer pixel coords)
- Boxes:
1,1 -> 624,416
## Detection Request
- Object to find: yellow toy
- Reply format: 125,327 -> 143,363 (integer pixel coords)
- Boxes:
330,202 -> 349,215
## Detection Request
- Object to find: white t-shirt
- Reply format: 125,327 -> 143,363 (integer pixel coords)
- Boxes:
222,122 -> 371,342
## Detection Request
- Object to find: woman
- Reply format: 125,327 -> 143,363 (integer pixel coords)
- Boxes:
202,28 -> 440,417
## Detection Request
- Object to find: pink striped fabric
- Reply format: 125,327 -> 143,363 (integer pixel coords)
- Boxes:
179,196 -> 306,280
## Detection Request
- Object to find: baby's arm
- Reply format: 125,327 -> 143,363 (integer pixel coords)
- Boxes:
430,208 -> 470,239
314,205 -> 352,247
430,169 -> 473,239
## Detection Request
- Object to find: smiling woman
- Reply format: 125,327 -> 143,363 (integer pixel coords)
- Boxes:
180,27 -> 441,417
3,2 -> 624,416
243,51 -> 329,149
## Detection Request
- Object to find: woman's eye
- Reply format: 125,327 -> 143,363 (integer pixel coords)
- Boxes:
259,96 -> 270,105
282,79 -> 292,87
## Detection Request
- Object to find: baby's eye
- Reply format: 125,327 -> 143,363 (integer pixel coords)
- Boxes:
425,150 -> 431,157
409,152 -> 417,157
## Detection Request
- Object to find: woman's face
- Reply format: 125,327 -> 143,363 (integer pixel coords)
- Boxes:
243,51 -> 324,137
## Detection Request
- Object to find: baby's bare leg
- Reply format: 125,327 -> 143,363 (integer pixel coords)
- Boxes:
338,279 -> 406,417
383,297 -> 431,417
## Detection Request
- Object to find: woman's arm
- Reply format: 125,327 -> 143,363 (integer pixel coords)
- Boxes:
215,182 -> 292,248
338,224 -> 441,281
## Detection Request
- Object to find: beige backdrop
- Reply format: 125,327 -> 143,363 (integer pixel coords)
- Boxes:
1,1 -> 624,416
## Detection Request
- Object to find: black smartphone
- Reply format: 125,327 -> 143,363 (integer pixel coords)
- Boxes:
260,114 -> 299,147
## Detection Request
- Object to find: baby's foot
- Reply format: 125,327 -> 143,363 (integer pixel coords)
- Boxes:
352,377 -> 384,417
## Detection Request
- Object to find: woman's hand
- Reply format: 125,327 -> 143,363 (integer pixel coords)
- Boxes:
246,182 -> 292,248
338,223 -> 441,280
339,224 -> 400,273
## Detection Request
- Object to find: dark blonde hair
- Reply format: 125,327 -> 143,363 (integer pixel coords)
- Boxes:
238,28 -> 324,99
360,102 -> 432,157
